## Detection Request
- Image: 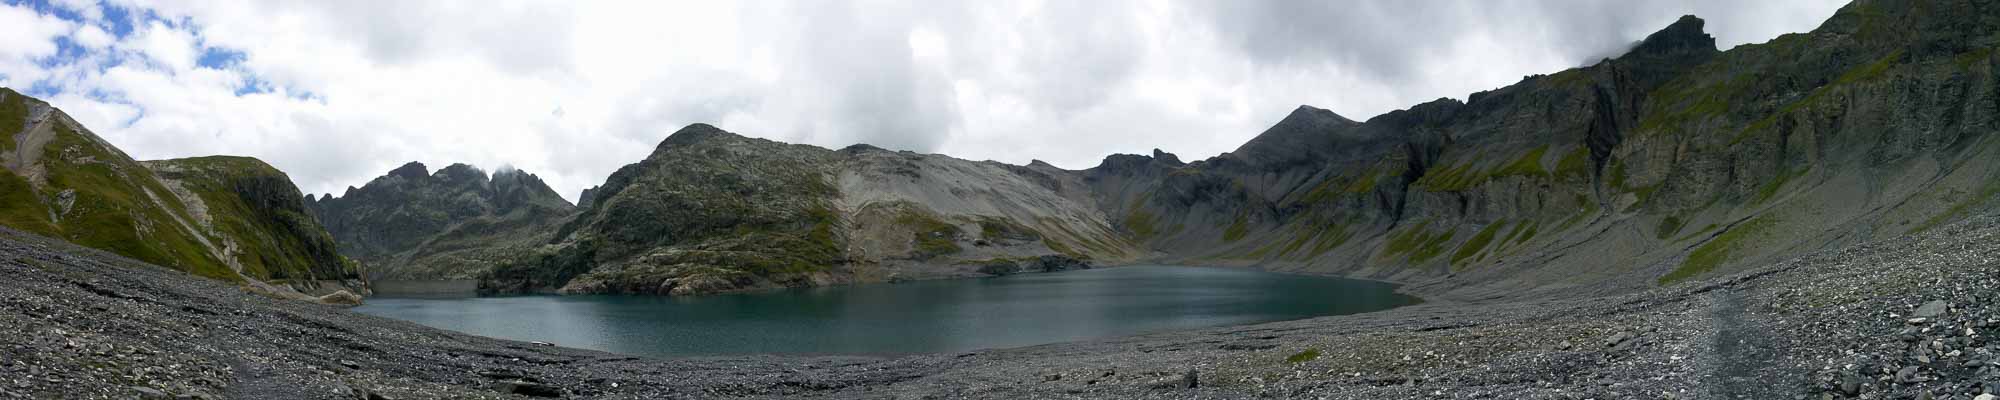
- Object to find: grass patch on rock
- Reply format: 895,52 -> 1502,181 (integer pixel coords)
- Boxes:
1660,216 -> 1776,285
1450,220 -> 1507,268
1286,348 -> 1321,364
895,208 -> 962,259
1222,213 -> 1250,243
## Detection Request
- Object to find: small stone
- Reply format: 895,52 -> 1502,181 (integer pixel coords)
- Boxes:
130,387 -> 170,400
489,380 -> 561,397
1897,366 -> 1921,383
1915,301 -> 1949,317
1976,394 -> 1996,400
339,360 -> 360,370
1839,378 -> 1861,395
317,290 -> 363,306
174,391 -> 217,400
1605,332 -> 1633,347
1150,370 -> 1199,390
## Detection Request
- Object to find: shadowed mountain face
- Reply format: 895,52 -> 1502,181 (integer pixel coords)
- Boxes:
304,162 -> 577,281
0,88 -> 358,293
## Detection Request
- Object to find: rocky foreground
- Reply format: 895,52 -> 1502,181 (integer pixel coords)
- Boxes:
3,212 -> 1999,399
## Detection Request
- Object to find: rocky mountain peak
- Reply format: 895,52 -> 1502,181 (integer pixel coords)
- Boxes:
577,186 -> 600,209
1222,104 -> 1364,169
1606,15 -> 1721,90
1150,149 -> 1184,166
1622,15 -> 1716,60
434,163 -> 488,184
387,161 -> 430,180
306,160 -> 578,279
655,123 -> 738,153
1092,153 -> 1169,173
1284,105 -> 1354,126
840,144 -> 887,153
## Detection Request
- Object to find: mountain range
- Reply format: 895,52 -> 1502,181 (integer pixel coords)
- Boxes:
4,0 -> 1998,301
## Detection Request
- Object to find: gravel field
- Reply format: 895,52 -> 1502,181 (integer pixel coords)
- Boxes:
1,213 -> 1997,399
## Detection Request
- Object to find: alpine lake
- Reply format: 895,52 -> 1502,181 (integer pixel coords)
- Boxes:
352,265 -> 1420,357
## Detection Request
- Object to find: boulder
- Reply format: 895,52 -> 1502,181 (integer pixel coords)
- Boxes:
317,290 -> 363,306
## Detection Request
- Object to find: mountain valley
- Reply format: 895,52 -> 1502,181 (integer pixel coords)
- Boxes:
1,0 -> 1998,398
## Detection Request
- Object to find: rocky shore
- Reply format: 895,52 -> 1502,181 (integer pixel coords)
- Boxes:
4,212 -> 1999,399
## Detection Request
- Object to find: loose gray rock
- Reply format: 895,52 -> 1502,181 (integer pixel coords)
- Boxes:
1898,366 -> 1922,383
130,387 -> 170,400
490,380 -> 562,397
174,391 -> 216,400
1915,301 -> 1949,318
1605,332 -> 1632,348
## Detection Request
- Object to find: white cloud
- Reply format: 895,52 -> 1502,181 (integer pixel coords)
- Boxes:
129,21 -> 199,72
50,0 -> 104,22
70,24 -> 115,50
0,0 -> 1848,203
0,3 -> 76,87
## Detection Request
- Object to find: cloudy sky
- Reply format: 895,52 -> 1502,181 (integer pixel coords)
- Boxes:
0,0 -> 1847,202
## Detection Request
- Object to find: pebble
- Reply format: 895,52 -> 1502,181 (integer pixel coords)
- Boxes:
489,380 -> 562,397
1605,332 -> 1632,347
1916,301 -> 1950,318
130,386 -> 169,400
1898,366 -> 1921,383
